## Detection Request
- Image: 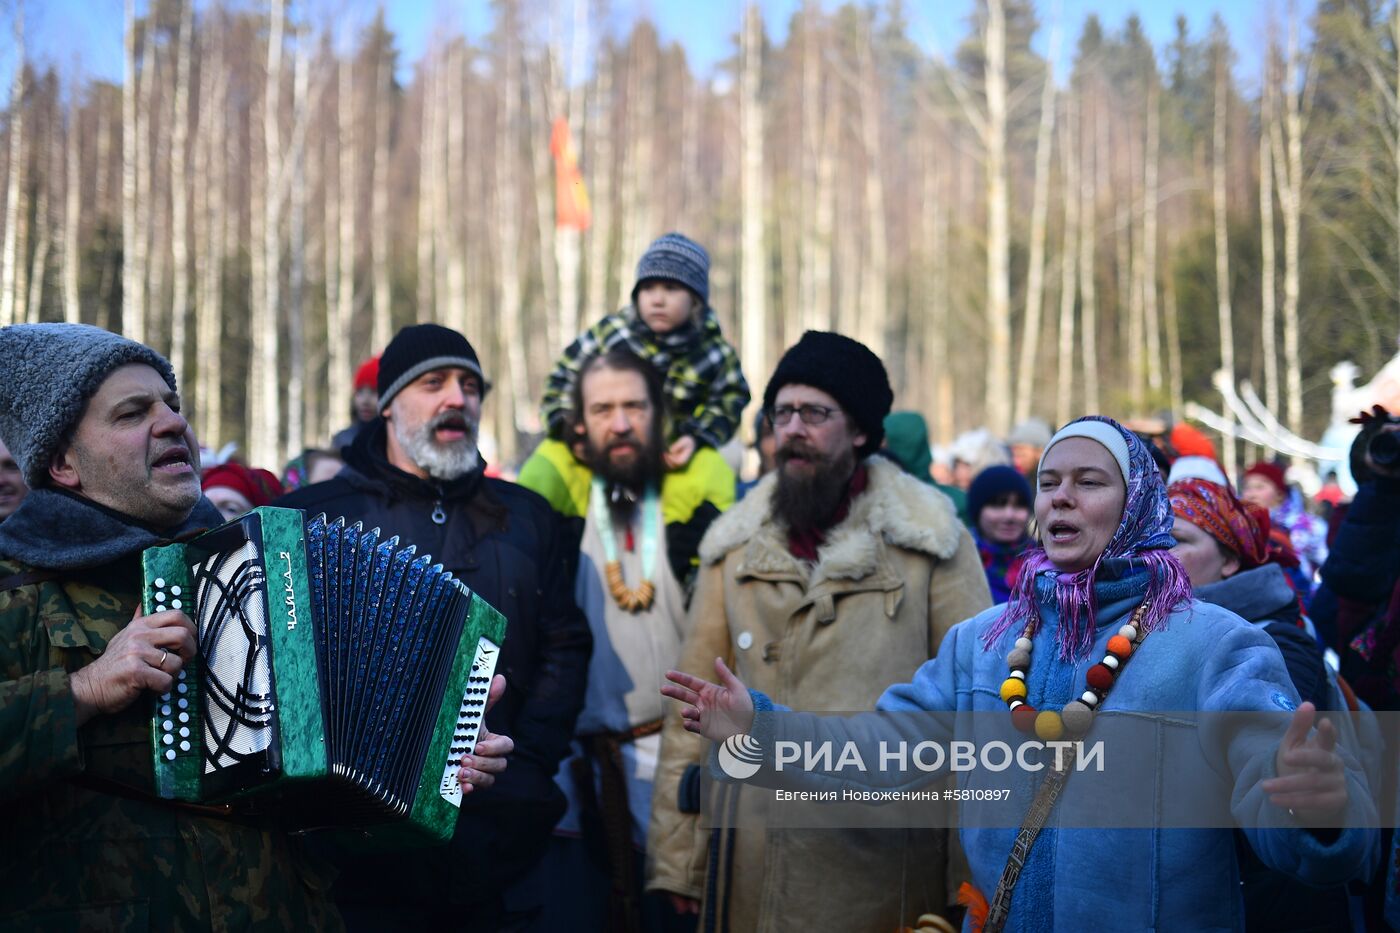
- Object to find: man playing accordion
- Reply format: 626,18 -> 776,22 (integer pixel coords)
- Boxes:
0,323 -> 512,930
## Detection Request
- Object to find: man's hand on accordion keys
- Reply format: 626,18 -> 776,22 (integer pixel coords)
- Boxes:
70,605 -> 197,727
457,673 -> 514,794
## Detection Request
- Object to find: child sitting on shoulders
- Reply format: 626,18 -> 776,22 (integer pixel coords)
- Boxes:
541,233 -> 750,469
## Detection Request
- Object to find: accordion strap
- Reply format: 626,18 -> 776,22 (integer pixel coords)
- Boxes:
73,773 -> 255,824
0,568 -> 63,593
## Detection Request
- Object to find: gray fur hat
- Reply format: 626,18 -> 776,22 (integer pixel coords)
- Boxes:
0,323 -> 177,487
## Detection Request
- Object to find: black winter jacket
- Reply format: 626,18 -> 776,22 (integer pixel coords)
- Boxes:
275,421 -> 591,925
1312,477 -> 1400,711
1195,564 -> 1349,933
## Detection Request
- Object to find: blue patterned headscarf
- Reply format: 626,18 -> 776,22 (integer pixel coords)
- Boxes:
981,415 -> 1192,660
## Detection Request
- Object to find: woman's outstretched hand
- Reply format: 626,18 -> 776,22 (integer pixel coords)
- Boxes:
662,657 -> 756,743
1262,702 -> 1349,824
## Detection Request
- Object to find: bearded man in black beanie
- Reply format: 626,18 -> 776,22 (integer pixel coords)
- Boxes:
647,331 -> 991,932
277,322 -> 591,930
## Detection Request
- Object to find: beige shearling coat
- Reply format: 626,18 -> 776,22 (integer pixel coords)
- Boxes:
646,457 -> 992,932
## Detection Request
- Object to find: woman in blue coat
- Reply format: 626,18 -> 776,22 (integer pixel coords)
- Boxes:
663,416 -> 1378,932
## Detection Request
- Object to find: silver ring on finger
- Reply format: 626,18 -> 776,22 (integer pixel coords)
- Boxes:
157,648 -> 169,671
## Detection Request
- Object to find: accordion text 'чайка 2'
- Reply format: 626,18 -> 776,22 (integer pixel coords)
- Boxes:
142,506 -> 507,847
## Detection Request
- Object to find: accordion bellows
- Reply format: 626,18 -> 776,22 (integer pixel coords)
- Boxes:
143,507 -> 507,846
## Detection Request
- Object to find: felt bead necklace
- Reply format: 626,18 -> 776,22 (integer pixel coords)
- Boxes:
998,602 -> 1151,741
591,477 -> 660,613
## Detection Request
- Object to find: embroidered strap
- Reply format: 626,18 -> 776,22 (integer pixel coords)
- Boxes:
984,743 -> 1079,933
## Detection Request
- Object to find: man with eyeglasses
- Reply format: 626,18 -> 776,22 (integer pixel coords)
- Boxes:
647,331 -> 991,932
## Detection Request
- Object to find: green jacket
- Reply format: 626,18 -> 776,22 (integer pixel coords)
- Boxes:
882,411 -> 970,526
0,555 -> 340,932
518,439 -> 735,525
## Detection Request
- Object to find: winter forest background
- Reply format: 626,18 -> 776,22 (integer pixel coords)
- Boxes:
0,0 -> 1395,473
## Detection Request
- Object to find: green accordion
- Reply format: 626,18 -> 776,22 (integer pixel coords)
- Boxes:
143,506 -> 507,846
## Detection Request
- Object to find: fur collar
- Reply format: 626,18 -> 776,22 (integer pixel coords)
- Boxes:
699,457 -> 964,582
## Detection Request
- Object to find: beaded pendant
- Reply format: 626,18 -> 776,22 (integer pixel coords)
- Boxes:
1001,602 -> 1151,740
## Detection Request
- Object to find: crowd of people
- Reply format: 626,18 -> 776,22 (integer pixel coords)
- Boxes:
1,230 -> 1397,931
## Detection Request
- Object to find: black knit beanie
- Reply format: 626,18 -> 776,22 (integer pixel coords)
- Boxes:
762,331 -> 893,457
377,323 -> 488,410
966,464 -> 1033,526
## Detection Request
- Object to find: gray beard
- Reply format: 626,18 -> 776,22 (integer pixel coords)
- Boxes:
394,414 -> 481,481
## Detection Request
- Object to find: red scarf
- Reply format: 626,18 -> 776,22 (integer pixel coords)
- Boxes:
787,465 -> 869,562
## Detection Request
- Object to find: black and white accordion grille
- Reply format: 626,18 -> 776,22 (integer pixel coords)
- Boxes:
193,540 -> 275,774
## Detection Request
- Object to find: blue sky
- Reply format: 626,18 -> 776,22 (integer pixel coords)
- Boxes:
4,0 -> 1312,94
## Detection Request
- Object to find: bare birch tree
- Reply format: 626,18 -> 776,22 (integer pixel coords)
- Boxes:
1142,81 -> 1162,395
1014,32 -> 1058,425
496,3 -> 532,452
370,40 -> 391,353
740,4 -> 767,390
287,34 -> 309,452
414,54 -> 433,321
1079,86 -> 1100,414
121,0 -> 149,342
332,51 -> 355,424
24,103 -> 51,324
983,0 -> 1012,434
1,6 -> 26,327
195,26 -> 226,444
169,0 -> 194,381
854,11 -> 887,359
583,44 -> 613,321
63,81 -> 81,323
1260,50 -> 1280,416
248,0 -> 286,468
1057,93 -> 1080,427
1269,12 -> 1306,435
1213,36 -> 1238,474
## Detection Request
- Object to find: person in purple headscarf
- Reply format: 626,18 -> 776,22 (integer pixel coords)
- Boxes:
661,415 -> 1378,932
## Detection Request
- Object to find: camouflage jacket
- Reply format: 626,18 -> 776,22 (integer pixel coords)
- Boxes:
0,553 -> 341,932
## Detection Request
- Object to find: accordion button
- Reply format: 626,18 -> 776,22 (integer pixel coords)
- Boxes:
161,705 -> 171,716
160,693 -> 171,702
178,698 -> 188,709
166,750 -> 176,761
177,683 -> 188,694
172,601 -> 182,610
163,734 -> 174,745
179,712 -> 189,723
171,586 -> 182,596
155,578 -> 166,588
162,721 -> 173,732
179,741 -> 191,752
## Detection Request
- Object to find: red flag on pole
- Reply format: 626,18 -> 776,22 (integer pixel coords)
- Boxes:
551,117 -> 592,231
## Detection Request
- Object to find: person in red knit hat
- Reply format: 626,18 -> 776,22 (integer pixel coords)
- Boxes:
331,356 -> 381,451
1243,459 -> 1329,583
201,462 -> 285,521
